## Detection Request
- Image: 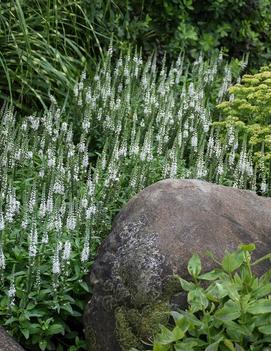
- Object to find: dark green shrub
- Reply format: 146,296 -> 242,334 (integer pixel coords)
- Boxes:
86,0 -> 271,66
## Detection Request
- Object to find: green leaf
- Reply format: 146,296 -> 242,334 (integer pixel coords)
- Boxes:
239,243 -> 255,252
153,341 -> 171,351
79,281 -> 90,292
177,277 -> 196,292
225,320 -> 252,338
188,287 -> 209,312
253,283 -> 271,298
205,338 -> 223,351
175,340 -> 198,351
170,313 -> 189,332
28,323 -> 41,335
39,340 -> 48,351
172,326 -> 185,341
188,254 -> 201,278
27,308 -> 47,318
223,339 -> 235,351
199,270 -> 223,281
215,300 -> 241,321
247,300 -> 271,314
222,281 -> 240,302
222,251 -> 245,273
258,325 -> 271,335
47,323 -> 65,336
157,325 -> 175,344
206,282 -> 229,301
21,329 -> 29,339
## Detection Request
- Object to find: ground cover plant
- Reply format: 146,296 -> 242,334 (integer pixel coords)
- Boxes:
0,50 -> 270,350
133,244 -> 271,351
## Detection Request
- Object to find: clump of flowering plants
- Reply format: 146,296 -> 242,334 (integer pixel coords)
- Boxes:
0,49 -> 269,350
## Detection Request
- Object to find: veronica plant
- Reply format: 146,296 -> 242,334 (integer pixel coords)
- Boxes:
0,50 -> 268,350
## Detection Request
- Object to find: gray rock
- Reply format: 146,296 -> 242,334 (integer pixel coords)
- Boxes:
0,327 -> 25,351
84,179 -> 271,351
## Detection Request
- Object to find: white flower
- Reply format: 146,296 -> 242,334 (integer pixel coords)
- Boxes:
81,240 -> 89,263
0,245 -> 5,270
66,207 -> 76,231
29,224 -> 38,258
86,205 -> 96,219
0,213 -> 4,231
62,241 -> 72,261
52,253 -> 60,274
81,198 -> 88,209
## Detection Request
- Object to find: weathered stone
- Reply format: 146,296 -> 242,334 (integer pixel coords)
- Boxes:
0,327 -> 25,351
84,179 -> 271,351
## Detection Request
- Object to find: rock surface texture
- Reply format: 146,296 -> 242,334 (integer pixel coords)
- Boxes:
0,327 -> 25,351
84,179 -> 271,351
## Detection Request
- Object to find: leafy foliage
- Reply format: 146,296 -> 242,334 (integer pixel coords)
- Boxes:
83,0 -> 271,66
2,0 -> 271,113
138,244 -> 271,351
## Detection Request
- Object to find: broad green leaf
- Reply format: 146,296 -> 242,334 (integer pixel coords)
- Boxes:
172,326 -> 185,341
247,300 -> 271,314
206,282 -> 228,301
47,323 -> 65,336
253,283 -> 271,298
157,325 -> 175,344
205,338 -> 223,351
28,323 -> 41,335
177,277 -> 196,292
223,339 -> 235,351
188,287 -> 209,312
222,281 -> 240,302
188,254 -> 202,278
153,341 -> 171,351
258,325 -> 271,335
252,313 -> 271,326
170,311 -> 183,322
39,340 -> 47,351
222,251 -> 245,273
199,270 -> 223,281
225,320 -> 253,338
175,340 -> 198,351
180,311 -> 203,327
21,329 -> 29,339
215,300 -> 241,321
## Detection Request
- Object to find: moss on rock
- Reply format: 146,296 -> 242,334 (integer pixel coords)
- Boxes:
114,301 -> 170,351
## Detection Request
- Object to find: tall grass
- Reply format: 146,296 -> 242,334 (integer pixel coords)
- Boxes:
0,0 -> 105,113
0,50 -> 269,350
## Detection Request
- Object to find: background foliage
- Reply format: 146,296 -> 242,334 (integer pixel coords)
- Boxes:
2,0 -> 271,113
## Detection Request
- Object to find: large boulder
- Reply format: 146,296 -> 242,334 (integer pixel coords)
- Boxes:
0,327 -> 25,350
84,179 -> 271,351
